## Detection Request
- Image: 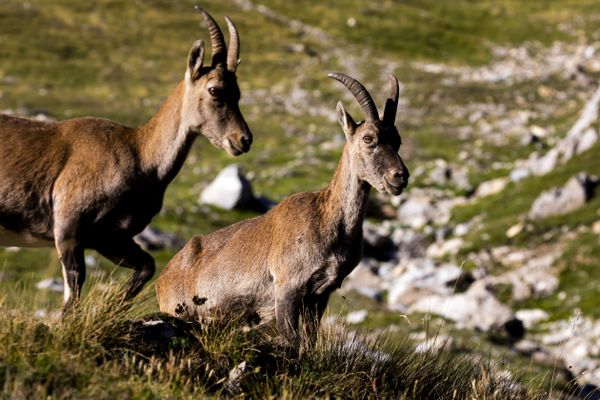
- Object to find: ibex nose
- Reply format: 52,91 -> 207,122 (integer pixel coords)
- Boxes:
388,168 -> 409,189
240,133 -> 252,152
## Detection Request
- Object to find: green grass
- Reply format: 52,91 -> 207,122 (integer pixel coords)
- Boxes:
452,141 -> 600,253
0,282 -> 544,399
518,232 -> 600,321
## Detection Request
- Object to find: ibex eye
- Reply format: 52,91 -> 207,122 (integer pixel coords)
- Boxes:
363,136 -> 373,144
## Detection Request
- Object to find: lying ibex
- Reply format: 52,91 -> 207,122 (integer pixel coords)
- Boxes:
156,73 -> 409,341
0,7 -> 252,309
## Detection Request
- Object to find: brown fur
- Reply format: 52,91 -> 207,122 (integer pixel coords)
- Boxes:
156,74 -> 409,341
0,9 -> 252,309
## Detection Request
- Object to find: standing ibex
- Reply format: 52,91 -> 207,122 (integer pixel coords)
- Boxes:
156,73 -> 409,341
0,7 -> 252,309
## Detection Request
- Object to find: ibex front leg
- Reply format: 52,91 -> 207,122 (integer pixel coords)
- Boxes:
93,237 -> 155,300
275,283 -> 303,344
56,238 -> 86,312
301,293 -> 330,341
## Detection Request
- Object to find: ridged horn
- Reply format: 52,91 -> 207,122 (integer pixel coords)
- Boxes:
382,74 -> 399,126
224,16 -> 239,73
195,5 -> 226,66
328,72 -> 378,122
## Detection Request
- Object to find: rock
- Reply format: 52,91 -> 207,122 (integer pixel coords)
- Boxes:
511,85 -> 600,179
387,260 -> 471,309
510,167 -> 530,182
226,361 -> 247,393
513,339 -> 543,356
341,260 -> 384,301
35,278 -> 64,292
489,250 -> 560,301
475,177 -> 509,198
200,165 -> 272,212
453,223 -> 469,237
515,309 -> 549,329
427,160 -> 451,186
129,317 -> 198,355
134,226 -> 184,251
362,222 -> 395,261
426,238 -> 464,258
489,318 -> 525,344
396,189 -> 462,229
408,280 -> 514,332
576,127 -> 598,155
505,222 -> 524,238
528,173 -> 598,220
592,220 -> 600,234
414,334 -> 453,353
390,227 -> 429,263
397,196 -> 434,229
346,309 -> 368,324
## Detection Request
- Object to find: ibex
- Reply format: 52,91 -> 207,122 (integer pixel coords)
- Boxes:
156,73 -> 409,341
0,7 -> 252,309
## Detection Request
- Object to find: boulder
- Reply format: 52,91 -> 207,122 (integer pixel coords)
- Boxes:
475,177 -> 509,198
426,238 -> 464,258
341,259 -> 384,301
408,280 -> 515,332
346,309 -> 369,324
35,278 -> 64,292
528,173 -> 598,220
200,165 -> 273,212
387,260 -> 472,309
362,222 -> 395,261
515,309 -> 549,329
134,226 -> 183,251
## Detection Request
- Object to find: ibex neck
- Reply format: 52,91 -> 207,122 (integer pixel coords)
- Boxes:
322,146 -> 371,240
135,81 -> 197,182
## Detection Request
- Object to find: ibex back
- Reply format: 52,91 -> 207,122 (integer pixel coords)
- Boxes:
156,73 -> 409,341
0,6 -> 252,309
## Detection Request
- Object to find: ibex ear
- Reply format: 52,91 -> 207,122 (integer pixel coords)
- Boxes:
186,40 -> 205,82
336,101 -> 356,139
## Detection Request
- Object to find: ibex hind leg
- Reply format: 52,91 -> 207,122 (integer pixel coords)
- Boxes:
93,237 -> 156,301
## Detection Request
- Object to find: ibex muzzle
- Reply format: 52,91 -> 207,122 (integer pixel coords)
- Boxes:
157,73 -> 409,343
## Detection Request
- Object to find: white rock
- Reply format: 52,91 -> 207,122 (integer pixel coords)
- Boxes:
346,309 -> 368,324
475,177 -> 509,198
510,167 -> 530,182
199,165 -> 254,210
592,220 -> 600,234
515,309 -> 549,328
414,335 -> 453,353
528,173 -> 595,220
35,278 -> 64,292
409,281 -> 514,332
576,127 -> 598,154
506,222 -> 524,238
453,223 -> 469,237
388,259 -> 468,308
426,238 -> 464,258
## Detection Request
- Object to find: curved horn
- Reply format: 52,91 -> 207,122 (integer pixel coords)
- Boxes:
224,16 -> 240,73
327,72 -> 379,122
195,5 -> 226,66
382,74 -> 399,126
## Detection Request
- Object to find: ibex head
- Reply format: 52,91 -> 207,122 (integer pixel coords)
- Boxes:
329,73 -> 409,195
183,6 -> 252,156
